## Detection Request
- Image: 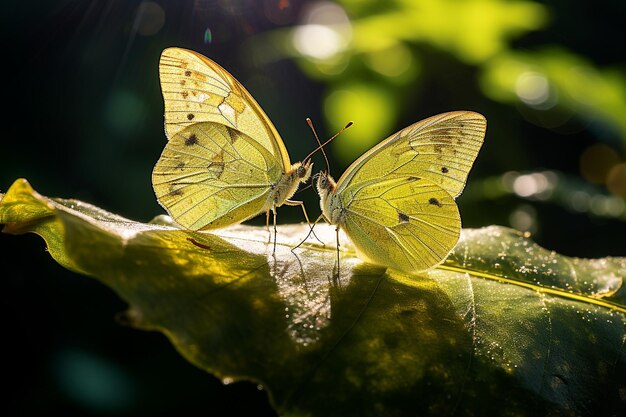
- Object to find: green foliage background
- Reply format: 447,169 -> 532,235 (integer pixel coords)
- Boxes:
1,0 -> 625,415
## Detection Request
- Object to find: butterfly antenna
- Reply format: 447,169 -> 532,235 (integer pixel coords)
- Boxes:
305,118 -> 330,173
295,182 -> 314,195
303,120 -> 353,176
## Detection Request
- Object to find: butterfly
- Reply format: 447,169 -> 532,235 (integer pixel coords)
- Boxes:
315,111 -> 486,273
152,48 -> 313,238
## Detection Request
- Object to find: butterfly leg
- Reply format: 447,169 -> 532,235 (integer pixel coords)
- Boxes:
272,204 -> 278,255
284,199 -> 324,245
265,210 -> 271,243
292,213 -> 324,251
335,226 -> 341,277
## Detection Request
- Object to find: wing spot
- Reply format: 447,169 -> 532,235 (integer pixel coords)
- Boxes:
429,198 -> 443,207
187,113 -> 195,120
180,80 -> 186,86
169,186 -> 183,196
175,161 -> 185,169
226,127 -> 239,143
441,167 -> 449,173
184,70 -> 192,76
185,134 -> 198,146
181,91 -> 189,98
398,212 -> 409,223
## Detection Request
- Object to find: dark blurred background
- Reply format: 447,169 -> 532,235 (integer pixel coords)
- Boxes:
2,0 -> 625,415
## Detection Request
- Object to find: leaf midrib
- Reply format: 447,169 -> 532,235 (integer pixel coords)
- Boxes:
439,265 -> 626,313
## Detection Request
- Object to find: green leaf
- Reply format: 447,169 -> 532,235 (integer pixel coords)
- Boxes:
1,178 -> 625,417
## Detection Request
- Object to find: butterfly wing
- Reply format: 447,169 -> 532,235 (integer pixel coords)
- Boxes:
159,47 -> 291,169
339,176 -> 460,272
152,122 -> 283,230
330,111 -> 486,272
153,48 -> 291,230
334,111 -> 486,198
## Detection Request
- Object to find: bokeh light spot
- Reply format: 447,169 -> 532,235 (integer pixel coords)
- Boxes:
605,195 -> 625,216
509,204 -> 538,234
133,1 -> 165,36
567,190 -> 624,218
305,1 -> 349,25
54,349 -> 135,413
293,25 -> 344,60
515,71 -> 551,107
204,28 -> 213,44
590,195 -> 610,216
512,173 -> 552,198
324,85 -> 395,163
500,171 -> 519,192
311,55 -> 350,76
570,191 -> 591,212
606,163 -> 626,199
365,44 -> 414,78
292,1 -> 351,61
580,144 -> 621,185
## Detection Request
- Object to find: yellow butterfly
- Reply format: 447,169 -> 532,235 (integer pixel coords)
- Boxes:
315,111 -> 486,273
152,48 -> 313,235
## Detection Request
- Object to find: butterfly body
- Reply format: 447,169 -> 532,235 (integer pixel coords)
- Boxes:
152,47 -> 312,232
270,160 -> 313,206
317,173 -> 340,223
316,111 -> 486,273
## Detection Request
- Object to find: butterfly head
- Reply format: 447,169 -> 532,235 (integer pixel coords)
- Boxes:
295,159 -> 314,184
315,171 -> 337,195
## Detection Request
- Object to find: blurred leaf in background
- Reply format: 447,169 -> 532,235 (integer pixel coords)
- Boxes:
262,0 -> 550,161
245,0 -> 626,256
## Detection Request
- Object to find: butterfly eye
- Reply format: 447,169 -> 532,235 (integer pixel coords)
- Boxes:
297,165 -> 306,178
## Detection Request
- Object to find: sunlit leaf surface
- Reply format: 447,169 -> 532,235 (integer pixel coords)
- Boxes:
1,179 -> 625,417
